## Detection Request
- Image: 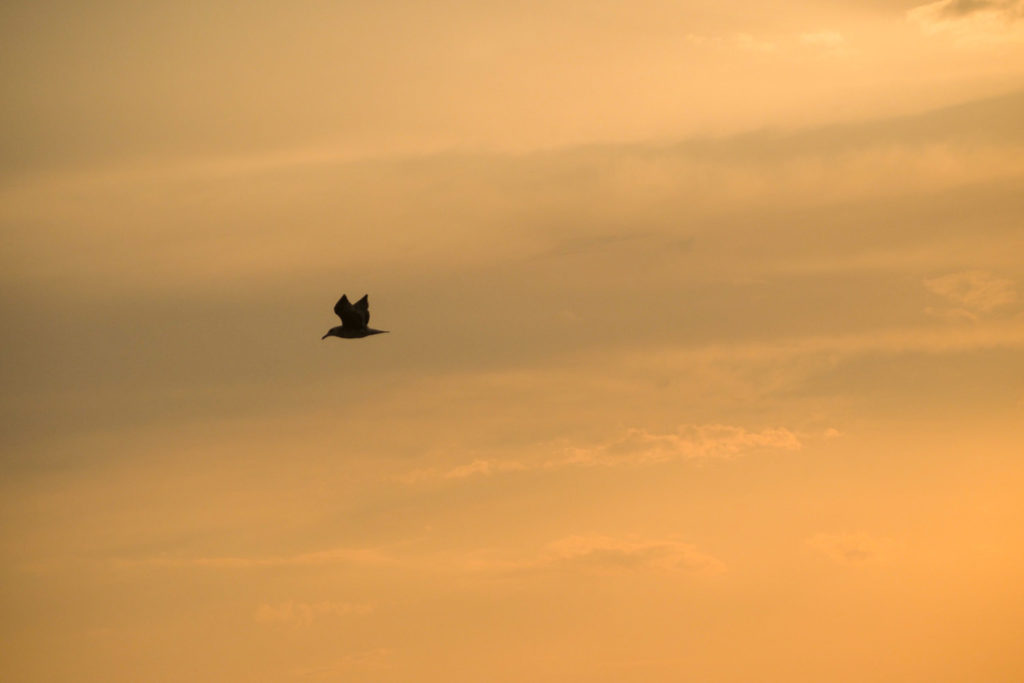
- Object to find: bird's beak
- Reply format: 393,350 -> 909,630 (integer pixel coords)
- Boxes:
321,332 -> 330,340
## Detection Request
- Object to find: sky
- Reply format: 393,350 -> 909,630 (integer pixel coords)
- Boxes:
2,1 -> 1024,681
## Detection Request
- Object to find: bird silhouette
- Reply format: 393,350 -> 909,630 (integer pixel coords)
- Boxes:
322,294 -> 389,339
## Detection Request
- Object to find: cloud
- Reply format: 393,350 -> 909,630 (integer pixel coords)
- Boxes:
733,33 -> 778,53
415,424 -> 802,483
544,535 -> 726,574
630,320 -> 1024,372
561,424 -> 801,467
289,648 -> 393,678
125,534 -> 724,580
255,601 -> 373,627
685,30 -> 851,55
925,270 -> 1017,316
799,31 -> 846,50
909,0 -> 1024,43
807,532 -> 897,565
7,87 -> 1024,306
681,32 -> 778,52
443,458 -> 528,479
458,535 -> 726,576
934,0 -> 1024,18
114,547 -> 391,570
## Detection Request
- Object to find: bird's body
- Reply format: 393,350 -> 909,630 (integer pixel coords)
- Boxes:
322,294 -> 388,340
324,325 -> 383,339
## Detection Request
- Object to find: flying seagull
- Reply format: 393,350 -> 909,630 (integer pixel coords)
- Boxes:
322,294 -> 389,339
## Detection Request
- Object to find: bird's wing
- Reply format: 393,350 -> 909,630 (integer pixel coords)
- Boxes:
333,294 -> 366,329
354,295 -> 370,325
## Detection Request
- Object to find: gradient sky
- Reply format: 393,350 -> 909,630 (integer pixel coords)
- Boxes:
3,1 -> 1024,681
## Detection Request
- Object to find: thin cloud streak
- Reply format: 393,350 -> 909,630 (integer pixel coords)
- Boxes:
560,425 -> 801,467
109,534 -> 725,579
255,601 -> 374,627
544,535 -> 727,574
406,425 -> 803,483
112,547 -> 393,570
449,535 -> 726,576
288,648 -> 394,678
631,319 -> 1024,367
807,532 -> 900,565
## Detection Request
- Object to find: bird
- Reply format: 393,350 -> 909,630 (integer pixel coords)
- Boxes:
322,294 -> 389,339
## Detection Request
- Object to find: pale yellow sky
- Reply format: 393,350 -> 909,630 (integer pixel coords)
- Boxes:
2,1 -> 1024,681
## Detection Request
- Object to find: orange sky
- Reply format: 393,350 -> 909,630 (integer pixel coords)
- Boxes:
2,1 -> 1024,681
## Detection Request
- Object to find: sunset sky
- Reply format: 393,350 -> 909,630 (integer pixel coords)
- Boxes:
2,1 -> 1024,681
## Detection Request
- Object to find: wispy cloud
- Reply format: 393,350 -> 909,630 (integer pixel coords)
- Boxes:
413,425 -> 802,483
909,0 -> 1024,43
114,547 -> 391,570
255,601 -> 373,627
732,33 -> 778,53
930,0 -> 1024,19
114,534 -> 723,579
544,535 -> 726,574
289,648 -> 393,678
685,31 -> 849,54
629,321 -> 1024,371
807,532 -> 898,565
459,535 -> 726,576
560,424 -> 801,467
800,31 -> 846,49
443,458 -> 529,479
924,270 -> 1018,319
